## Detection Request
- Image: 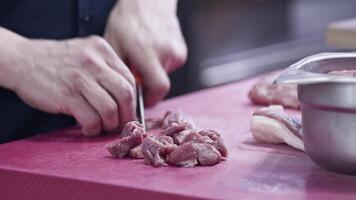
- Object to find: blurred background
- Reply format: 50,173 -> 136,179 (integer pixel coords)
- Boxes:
168,0 -> 356,97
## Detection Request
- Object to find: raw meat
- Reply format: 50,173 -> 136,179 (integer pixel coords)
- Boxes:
106,121 -> 144,158
160,123 -> 187,137
167,142 -> 223,167
106,110 -> 228,167
141,135 -> 177,167
162,110 -> 196,129
250,105 -> 304,151
249,74 -> 300,109
170,129 -> 228,157
129,145 -> 145,159
145,118 -> 163,131
167,142 -> 198,167
120,121 -> 145,138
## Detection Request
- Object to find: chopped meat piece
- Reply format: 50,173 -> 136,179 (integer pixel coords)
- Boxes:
169,129 -> 228,157
160,123 -> 187,137
129,145 -> 145,159
141,135 -> 177,167
145,118 -> 164,130
199,129 -> 221,140
195,143 -> 222,166
106,121 -> 144,158
167,142 -> 223,167
106,111 -> 228,168
250,105 -> 304,151
162,110 -> 196,129
167,142 -> 198,167
120,121 -> 144,138
181,131 -> 213,144
249,74 -> 300,109
198,129 -> 228,157
172,130 -> 206,145
328,69 -> 356,76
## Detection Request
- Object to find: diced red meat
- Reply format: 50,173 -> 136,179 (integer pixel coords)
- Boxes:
129,145 -> 145,159
248,74 -> 300,109
162,110 -> 196,129
167,142 -> 223,167
141,135 -> 177,167
120,121 -> 144,138
167,142 -> 198,167
145,118 -> 164,131
194,143 -> 222,166
105,110 -> 228,168
160,123 -> 187,137
106,121 -> 144,158
199,129 -> 221,140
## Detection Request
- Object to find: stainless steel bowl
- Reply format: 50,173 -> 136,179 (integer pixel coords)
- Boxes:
276,52 -> 356,174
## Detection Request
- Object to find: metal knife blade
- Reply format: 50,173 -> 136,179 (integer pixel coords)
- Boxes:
136,84 -> 146,131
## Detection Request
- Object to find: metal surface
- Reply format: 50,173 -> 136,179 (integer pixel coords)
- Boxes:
137,85 -> 145,130
277,52 -> 356,174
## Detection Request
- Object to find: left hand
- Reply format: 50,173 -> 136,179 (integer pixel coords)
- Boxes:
104,0 -> 187,107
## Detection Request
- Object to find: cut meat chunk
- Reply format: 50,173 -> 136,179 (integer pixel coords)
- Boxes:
141,135 -> 177,167
167,142 -> 223,167
145,118 -> 164,131
167,142 -> 198,167
162,110 -> 196,129
251,105 -> 304,151
105,111 -> 228,168
120,121 -> 144,138
249,74 -> 300,109
106,121 -> 144,158
129,145 -> 144,159
160,123 -> 187,137
195,143 -> 222,166
199,129 -> 221,140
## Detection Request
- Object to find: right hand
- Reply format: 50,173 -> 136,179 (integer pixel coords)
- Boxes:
12,36 -> 136,136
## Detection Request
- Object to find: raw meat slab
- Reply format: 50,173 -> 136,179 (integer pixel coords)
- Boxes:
1,76 -> 356,200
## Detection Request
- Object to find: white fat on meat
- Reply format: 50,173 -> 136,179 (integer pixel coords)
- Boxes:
250,105 -> 304,151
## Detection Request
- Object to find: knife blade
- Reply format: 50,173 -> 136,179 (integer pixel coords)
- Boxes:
136,84 -> 146,131
131,67 -> 146,131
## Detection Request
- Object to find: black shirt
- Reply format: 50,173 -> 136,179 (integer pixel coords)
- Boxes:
0,0 -> 116,143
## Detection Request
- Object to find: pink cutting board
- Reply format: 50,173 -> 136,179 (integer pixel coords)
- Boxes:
1,77 -> 356,200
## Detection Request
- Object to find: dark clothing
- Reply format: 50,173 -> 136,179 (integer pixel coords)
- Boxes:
0,0 -> 116,143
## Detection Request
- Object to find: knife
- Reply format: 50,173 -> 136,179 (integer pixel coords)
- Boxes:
136,84 -> 146,131
131,68 -> 146,131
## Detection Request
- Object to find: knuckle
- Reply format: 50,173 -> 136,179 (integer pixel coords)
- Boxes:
121,85 -> 135,103
70,70 -> 85,90
84,116 -> 101,135
78,49 -> 96,65
102,102 -> 118,120
155,77 -> 170,96
88,35 -> 110,52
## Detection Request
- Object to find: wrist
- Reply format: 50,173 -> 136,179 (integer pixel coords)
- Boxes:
115,0 -> 178,15
0,28 -> 29,91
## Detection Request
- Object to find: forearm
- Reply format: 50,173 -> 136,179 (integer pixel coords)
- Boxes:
0,27 -> 27,91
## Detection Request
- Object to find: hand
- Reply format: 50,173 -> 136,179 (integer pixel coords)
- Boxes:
12,36 -> 136,136
104,0 -> 187,107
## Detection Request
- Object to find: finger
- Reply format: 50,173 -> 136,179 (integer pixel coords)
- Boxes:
98,68 -> 136,126
160,33 -> 188,73
98,36 -> 136,87
129,48 -> 170,107
67,97 -> 102,136
74,74 -> 120,132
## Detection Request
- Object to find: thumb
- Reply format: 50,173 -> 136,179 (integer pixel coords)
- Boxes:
130,49 -> 170,107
